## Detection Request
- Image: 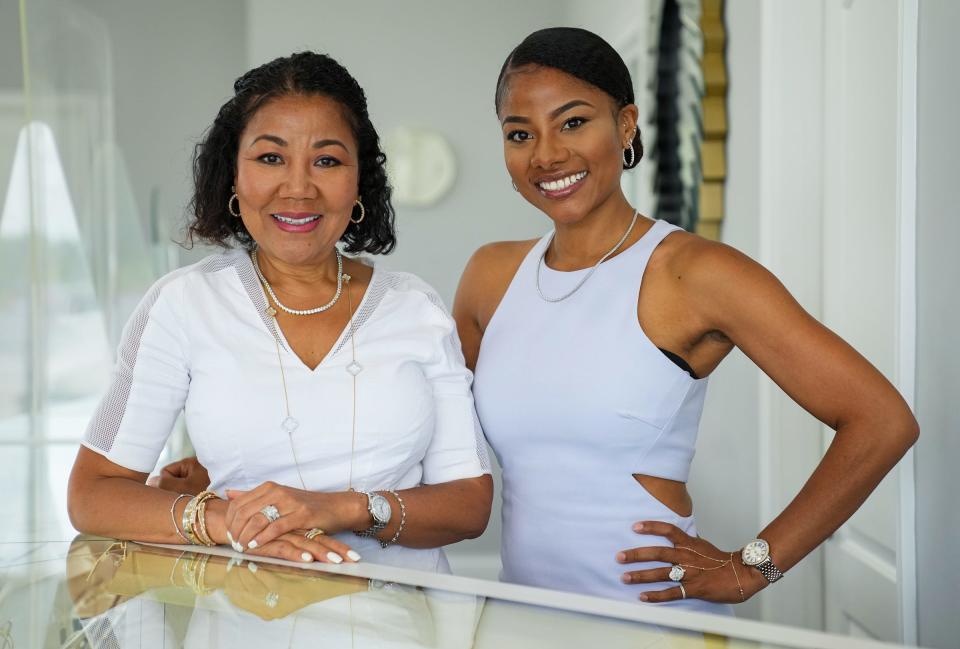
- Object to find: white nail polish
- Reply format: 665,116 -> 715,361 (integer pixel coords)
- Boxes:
247,539 -> 258,549
326,552 -> 343,564
346,550 -> 362,562
301,552 -> 313,562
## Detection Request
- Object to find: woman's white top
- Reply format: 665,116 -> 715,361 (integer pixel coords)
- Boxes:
474,219 -> 731,615
82,248 -> 490,569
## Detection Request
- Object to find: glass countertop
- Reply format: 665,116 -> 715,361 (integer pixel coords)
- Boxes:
0,538 -> 912,649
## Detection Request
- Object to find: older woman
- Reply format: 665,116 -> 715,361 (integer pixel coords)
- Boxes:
68,52 -> 492,570
454,27 -> 917,613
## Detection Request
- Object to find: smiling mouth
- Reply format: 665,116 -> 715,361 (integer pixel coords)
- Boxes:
272,214 -> 321,225
536,171 -> 588,193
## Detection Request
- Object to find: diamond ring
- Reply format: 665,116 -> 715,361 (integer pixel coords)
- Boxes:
668,564 -> 686,582
265,591 -> 279,608
259,504 -> 281,523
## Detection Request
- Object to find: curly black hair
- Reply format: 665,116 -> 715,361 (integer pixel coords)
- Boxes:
188,51 -> 396,254
494,27 -> 643,170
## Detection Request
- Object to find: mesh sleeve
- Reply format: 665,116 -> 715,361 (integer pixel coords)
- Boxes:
81,276 -> 190,473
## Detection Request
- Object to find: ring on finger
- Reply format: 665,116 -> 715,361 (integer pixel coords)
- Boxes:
668,564 -> 686,582
679,583 -> 687,599
304,527 -> 325,540
259,504 -> 281,523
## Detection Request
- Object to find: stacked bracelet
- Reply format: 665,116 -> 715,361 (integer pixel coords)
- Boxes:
381,490 -> 406,548
181,490 -> 220,547
170,493 -> 191,543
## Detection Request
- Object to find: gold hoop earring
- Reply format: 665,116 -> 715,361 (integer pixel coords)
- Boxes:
351,198 -> 365,224
228,186 -> 241,217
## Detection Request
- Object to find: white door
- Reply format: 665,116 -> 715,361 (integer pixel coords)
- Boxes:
819,0 -> 916,642
755,0 -> 917,642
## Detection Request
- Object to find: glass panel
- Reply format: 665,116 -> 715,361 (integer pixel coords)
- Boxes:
0,540 -> 902,649
0,0 -> 29,444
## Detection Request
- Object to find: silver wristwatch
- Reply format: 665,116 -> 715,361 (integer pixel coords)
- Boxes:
355,491 -> 392,538
741,538 -> 784,583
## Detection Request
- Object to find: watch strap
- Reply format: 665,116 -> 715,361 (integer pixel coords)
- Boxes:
756,557 -> 784,583
355,491 -> 388,539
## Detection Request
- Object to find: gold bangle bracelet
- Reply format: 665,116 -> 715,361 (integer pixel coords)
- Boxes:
194,493 -> 219,547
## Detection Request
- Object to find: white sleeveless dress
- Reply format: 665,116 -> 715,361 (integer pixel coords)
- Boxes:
474,219 -> 733,615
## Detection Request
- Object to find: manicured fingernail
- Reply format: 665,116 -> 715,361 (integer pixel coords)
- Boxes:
616,552 -> 626,563
247,562 -> 258,573
634,523 -> 645,532
640,594 -> 649,601
301,552 -> 313,562
346,550 -> 362,562
326,552 -> 343,564
621,573 -> 631,583
247,540 -> 258,549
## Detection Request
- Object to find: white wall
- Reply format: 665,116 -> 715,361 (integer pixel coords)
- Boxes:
915,2 -> 960,648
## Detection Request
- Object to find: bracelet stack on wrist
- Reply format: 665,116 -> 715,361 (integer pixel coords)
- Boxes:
176,490 -> 221,546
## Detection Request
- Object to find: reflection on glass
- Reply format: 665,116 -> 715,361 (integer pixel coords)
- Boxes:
64,539 -> 482,649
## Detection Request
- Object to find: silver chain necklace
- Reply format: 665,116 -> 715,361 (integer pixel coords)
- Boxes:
536,210 -> 639,303
251,248 -> 344,315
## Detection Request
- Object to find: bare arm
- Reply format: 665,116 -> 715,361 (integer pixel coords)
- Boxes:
223,475 -> 493,551
620,240 -> 917,602
695,243 -> 918,572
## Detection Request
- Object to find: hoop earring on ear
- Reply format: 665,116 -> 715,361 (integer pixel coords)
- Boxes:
512,180 -> 519,192
228,186 -> 241,217
623,141 -> 635,168
351,198 -> 365,224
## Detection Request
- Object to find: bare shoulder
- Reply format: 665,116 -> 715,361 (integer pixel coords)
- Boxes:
654,229 -> 769,292
456,239 -> 539,330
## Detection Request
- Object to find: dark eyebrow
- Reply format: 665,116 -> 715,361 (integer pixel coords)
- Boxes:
312,138 -> 348,151
501,99 -> 595,126
250,134 -> 286,147
248,135 -> 349,151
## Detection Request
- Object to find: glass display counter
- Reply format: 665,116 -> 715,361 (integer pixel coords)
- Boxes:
0,538 -> 912,649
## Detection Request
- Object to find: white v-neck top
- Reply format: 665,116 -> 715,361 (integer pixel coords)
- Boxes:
82,248 -> 490,568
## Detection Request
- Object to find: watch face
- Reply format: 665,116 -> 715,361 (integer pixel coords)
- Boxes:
371,495 -> 392,524
742,539 -> 770,566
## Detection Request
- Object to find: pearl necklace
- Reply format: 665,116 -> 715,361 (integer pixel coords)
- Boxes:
251,248 -> 344,315
535,210 -> 639,303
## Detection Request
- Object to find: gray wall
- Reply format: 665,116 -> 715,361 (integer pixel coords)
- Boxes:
915,2 -> 960,647
72,0 -> 248,264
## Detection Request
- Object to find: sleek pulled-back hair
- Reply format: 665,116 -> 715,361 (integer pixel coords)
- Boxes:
495,27 -> 643,169
189,51 -> 396,254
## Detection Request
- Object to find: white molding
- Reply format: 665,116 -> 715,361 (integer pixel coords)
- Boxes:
894,0 -> 919,644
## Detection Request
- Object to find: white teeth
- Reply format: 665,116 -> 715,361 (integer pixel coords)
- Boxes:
538,171 -> 587,192
273,214 -> 320,225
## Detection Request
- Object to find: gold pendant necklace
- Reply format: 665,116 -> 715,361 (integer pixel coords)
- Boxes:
253,253 -> 362,491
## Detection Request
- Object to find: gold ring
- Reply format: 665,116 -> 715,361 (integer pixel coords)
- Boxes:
304,528 -> 325,540
679,583 -> 687,599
